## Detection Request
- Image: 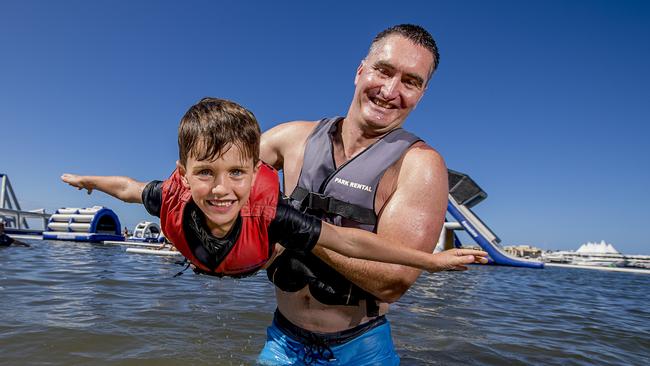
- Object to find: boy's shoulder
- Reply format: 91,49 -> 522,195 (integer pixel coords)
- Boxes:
243,164 -> 279,219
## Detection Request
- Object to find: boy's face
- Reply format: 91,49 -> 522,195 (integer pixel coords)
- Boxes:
179,143 -> 259,238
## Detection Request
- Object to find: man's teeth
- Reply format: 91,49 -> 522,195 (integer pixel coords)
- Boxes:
372,98 -> 393,109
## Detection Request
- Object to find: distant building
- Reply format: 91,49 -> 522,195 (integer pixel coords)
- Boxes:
504,245 -> 542,258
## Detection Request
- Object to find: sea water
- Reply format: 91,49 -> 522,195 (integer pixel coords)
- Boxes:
1,239 -> 649,365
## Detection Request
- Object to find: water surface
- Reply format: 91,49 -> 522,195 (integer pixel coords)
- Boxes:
1,240 -> 649,365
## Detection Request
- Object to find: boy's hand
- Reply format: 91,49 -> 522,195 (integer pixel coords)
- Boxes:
429,248 -> 489,272
61,174 -> 94,194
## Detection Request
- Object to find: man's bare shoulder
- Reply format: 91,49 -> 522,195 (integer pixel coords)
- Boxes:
263,120 -> 319,141
389,142 -> 448,221
400,142 -> 447,184
261,120 -> 320,169
377,141 -> 447,254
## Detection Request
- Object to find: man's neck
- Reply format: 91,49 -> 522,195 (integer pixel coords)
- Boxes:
337,116 -> 389,162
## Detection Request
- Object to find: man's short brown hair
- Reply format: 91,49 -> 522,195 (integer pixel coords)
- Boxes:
178,97 -> 260,165
370,24 -> 440,81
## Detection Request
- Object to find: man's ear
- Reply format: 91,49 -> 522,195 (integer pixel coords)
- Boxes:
176,161 -> 190,188
354,60 -> 365,85
413,84 -> 428,111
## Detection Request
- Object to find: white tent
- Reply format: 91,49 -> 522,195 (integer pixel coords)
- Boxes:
576,240 -> 620,254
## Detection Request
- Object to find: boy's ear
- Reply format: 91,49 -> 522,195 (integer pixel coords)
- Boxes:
251,160 -> 262,185
176,161 -> 190,188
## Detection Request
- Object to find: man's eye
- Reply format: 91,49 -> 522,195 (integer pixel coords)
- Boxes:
404,79 -> 421,89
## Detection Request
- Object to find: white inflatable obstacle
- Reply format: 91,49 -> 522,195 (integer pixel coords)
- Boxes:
129,221 -> 164,243
43,206 -> 124,242
126,247 -> 182,256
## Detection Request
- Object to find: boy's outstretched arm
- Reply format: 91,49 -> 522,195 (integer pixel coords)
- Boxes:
316,222 -> 488,272
61,174 -> 146,203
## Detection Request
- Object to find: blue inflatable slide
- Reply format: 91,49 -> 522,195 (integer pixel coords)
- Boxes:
444,169 -> 544,269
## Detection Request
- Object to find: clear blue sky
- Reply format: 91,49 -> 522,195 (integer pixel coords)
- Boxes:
1,1 -> 648,254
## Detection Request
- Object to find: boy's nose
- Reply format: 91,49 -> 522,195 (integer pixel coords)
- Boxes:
211,177 -> 229,195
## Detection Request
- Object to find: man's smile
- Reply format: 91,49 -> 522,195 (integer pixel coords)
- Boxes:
370,96 -> 397,110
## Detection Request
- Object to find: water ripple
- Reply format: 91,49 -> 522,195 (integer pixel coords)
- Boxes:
1,240 -> 649,365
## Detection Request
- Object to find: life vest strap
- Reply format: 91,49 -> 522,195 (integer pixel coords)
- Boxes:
290,187 -> 376,225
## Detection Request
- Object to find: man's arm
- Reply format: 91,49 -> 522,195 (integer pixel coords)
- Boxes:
260,121 -> 315,170
261,121 -> 317,262
312,146 -> 449,303
61,174 -> 146,203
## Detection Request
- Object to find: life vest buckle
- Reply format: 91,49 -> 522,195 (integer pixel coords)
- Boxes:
306,192 -> 331,212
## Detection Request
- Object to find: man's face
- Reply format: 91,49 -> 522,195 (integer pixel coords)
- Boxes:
351,35 -> 434,133
179,143 -> 259,238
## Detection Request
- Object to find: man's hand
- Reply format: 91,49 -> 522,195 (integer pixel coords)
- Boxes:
429,248 -> 489,272
61,174 -> 94,194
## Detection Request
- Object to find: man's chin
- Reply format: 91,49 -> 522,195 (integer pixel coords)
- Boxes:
360,107 -> 398,123
362,114 -> 403,131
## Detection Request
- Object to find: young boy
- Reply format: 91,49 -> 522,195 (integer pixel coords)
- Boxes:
62,98 -> 486,277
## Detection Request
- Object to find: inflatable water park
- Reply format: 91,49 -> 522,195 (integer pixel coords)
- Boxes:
43,206 -> 124,242
0,173 -> 176,255
1,171 -> 544,267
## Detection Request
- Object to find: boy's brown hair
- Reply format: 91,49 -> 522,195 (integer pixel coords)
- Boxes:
178,97 -> 260,165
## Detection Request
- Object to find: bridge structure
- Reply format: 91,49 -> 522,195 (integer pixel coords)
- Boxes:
0,173 -> 50,234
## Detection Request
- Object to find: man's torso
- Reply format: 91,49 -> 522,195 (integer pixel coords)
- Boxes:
274,118 -> 430,332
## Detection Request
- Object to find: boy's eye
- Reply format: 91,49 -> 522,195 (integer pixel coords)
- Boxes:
198,169 -> 212,176
230,169 -> 243,177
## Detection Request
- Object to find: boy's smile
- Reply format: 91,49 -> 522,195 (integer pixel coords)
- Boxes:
179,143 -> 259,238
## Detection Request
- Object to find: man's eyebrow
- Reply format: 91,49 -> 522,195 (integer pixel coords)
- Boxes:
374,60 -> 395,71
374,60 -> 425,86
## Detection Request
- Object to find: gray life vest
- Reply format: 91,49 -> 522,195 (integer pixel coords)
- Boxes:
267,117 -> 421,317
289,116 -> 421,232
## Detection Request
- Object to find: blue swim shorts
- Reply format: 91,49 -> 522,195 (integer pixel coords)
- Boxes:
257,309 -> 400,365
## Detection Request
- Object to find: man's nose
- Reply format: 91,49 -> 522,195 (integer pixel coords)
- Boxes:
379,76 -> 400,100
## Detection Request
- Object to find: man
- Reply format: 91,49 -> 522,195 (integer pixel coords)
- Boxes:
258,24 -> 467,364
0,220 -> 30,247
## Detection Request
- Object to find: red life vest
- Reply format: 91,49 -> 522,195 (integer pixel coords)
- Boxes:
160,164 -> 279,276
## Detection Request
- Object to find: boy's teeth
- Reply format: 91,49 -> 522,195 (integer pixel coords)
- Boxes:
209,200 -> 233,207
